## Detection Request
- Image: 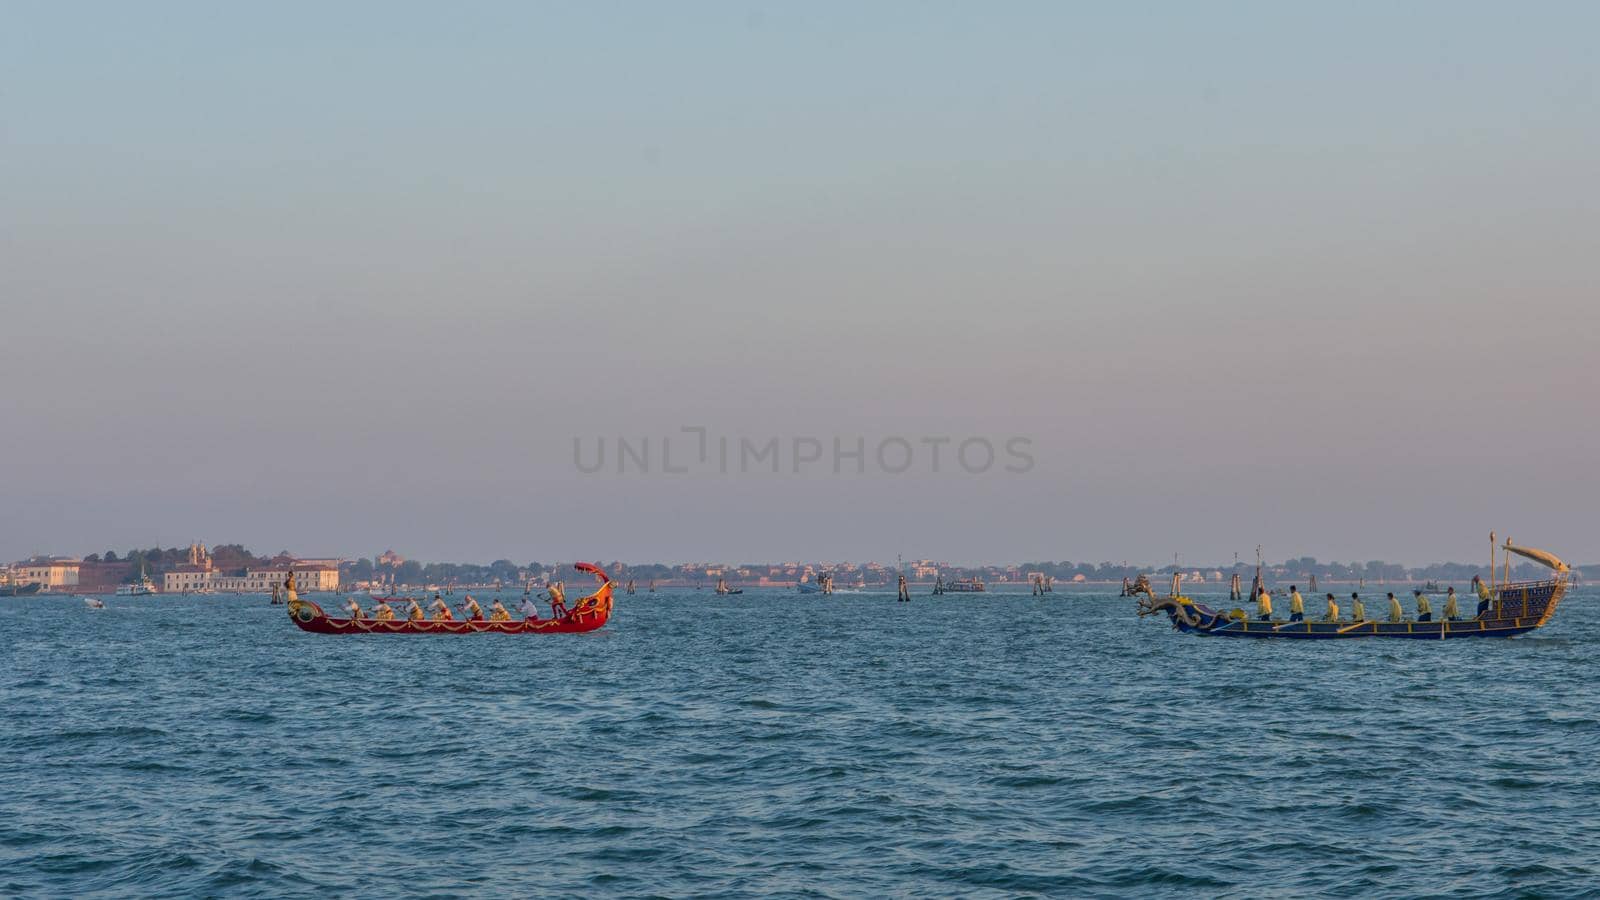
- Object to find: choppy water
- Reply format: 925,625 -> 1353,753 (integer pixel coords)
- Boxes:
3,586 -> 1598,897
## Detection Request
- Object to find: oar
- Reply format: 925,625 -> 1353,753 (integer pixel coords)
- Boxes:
1336,620 -> 1373,634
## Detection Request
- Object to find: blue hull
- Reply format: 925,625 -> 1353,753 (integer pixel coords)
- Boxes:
1176,618 -> 1540,639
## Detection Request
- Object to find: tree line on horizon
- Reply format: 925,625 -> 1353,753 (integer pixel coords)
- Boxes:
70,546 -> 1568,586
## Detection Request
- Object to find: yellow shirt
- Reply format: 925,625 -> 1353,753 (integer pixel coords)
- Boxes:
489,603 -> 510,621
1476,582 -> 1492,601
1257,592 -> 1273,617
1324,600 -> 1340,622
347,602 -> 365,619
407,603 -> 425,621
1444,593 -> 1460,618
1290,591 -> 1304,614
1415,595 -> 1432,616
1351,600 -> 1365,621
1388,598 -> 1404,622
373,604 -> 395,621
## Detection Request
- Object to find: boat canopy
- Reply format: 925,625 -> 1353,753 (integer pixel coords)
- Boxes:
1503,542 -> 1569,573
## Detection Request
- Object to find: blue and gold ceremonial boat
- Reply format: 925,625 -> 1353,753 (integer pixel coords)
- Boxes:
1137,539 -> 1570,640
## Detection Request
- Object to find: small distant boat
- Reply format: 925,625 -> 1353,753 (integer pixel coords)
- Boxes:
116,566 -> 157,596
714,578 -> 743,596
626,579 -> 636,595
0,582 -> 42,597
942,577 -> 985,593
1422,580 -> 1445,592
83,597 -> 106,609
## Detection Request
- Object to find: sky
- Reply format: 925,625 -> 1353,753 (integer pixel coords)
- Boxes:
2,2 -> 1597,567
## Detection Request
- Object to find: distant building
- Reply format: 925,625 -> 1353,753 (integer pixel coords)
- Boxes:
13,557 -> 81,591
209,562 -> 339,593
377,549 -> 404,567
160,545 -> 340,594
163,542 -> 214,593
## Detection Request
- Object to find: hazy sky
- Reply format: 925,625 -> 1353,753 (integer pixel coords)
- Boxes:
3,2 -> 1596,567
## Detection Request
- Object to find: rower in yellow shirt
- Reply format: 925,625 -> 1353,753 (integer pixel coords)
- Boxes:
1256,588 -> 1273,622
1322,593 -> 1340,622
1350,593 -> 1366,622
372,599 -> 396,621
1288,585 -> 1305,623
488,598 -> 512,621
462,595 -> 484,621
1473,575 -> 1494,617
406,599 -> 426,621
1413,589 -> 1433,622
548,582 -> 568,618
1387,592 -> 1404,623
429,596 -> 454,621
1443,587 -> 1460,621
345,597 -> 365,619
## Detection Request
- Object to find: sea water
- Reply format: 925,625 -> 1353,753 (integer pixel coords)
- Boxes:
3,587 -> 1597,897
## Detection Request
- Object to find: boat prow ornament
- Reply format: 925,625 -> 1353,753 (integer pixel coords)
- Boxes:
1136,538 -> 1571,641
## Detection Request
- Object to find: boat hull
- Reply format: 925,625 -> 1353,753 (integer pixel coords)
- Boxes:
1176,617 -> 1540,639
290,607 -> 608,635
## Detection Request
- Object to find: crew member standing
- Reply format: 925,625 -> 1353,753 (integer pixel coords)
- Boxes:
1474,575 -> 1494,617
1387,592 -> 1404,623
1256,587 -> 1273,622
1322,593 -> 1340,623
1288,585 -> 1305,622
1350,593 -> 1366,623
1413,589 -> 1433,622
1443,587 -> 1460,621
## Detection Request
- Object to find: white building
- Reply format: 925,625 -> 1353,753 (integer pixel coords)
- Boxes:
167,554 -> 341,594
164,542 -> 214,593
13,557 -> 81,591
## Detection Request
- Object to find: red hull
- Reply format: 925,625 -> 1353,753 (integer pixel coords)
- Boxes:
290,609 -> 608,634
288,563 -> 614,635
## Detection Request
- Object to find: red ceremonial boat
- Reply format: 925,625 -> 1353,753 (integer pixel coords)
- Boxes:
287,562 -> 614,635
